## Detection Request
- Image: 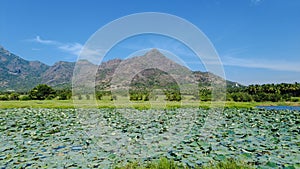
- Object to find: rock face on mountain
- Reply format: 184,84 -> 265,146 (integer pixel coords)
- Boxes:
0,46 -> 49,91
97,49 -> 233,93
0,46 -> 239,92
41,61 -> 75,87
95,59 -> 122,89
105,49 -> 197,94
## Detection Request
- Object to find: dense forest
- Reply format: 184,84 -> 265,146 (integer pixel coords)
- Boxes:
0,83 -> 299,102
226,83 -> 300,102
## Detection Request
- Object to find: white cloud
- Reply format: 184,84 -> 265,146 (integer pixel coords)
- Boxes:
30,35 -> 83,57
251,0 -> 263,5
79,47 -> 106,64
222,55 -> 300,72
33,36 -> 58,45
59,43 -> 83,56
28,35 -> 110,64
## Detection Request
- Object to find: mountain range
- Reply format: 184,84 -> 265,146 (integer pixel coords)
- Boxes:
0,45 -> 239,92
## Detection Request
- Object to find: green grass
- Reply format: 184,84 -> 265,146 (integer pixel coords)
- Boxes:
0,99 -> 299,109
0,100 -> 75,109
115,158 -> 253,169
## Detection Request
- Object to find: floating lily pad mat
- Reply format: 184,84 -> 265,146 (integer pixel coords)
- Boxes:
0,108 -> 299,168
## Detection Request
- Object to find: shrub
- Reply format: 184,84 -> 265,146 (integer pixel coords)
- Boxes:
111,95 -> 117,101
19,95 -> 31,101
291,97 -> 300,102
0,95 -> 9,101
96,92 -> 103,100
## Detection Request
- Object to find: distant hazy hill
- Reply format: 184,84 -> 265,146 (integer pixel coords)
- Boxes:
0,45 -> 239,92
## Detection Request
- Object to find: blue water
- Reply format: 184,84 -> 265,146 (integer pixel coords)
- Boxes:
256,106 -> 300,111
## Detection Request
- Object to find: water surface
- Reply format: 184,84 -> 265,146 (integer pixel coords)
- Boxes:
256,105 -> 300,111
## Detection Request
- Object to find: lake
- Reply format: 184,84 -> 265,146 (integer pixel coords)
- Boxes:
256,105 -> 300,111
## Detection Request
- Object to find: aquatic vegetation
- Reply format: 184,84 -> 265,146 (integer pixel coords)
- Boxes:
0,108 -> 299,168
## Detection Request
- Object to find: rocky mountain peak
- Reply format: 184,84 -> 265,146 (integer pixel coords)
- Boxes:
0,45 -> 239,91
144,48 -> 165,59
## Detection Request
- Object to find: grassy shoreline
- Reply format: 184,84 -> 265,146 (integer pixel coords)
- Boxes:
0,100 -> 299,109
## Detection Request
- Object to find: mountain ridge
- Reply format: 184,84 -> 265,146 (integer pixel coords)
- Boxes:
0,46 -> 239,92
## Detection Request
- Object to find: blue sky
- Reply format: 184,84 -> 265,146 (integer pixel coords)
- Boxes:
0,0 -> 299,85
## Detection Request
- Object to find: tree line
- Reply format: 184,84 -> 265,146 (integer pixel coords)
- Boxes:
128,88 -> 182,101
0,84 -> 72,101
227,83 -> 300,102
0,83 -> 299,102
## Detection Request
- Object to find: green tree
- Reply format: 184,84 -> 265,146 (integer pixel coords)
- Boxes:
9,92 -> 20,100
96,92 -> 103,100
229,92 -> 252,102
29,84 -> 56,100
199,88 -> 212,101
165,90 -> 181,101
86,94 -> 90,100
56,89 -> 72,100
